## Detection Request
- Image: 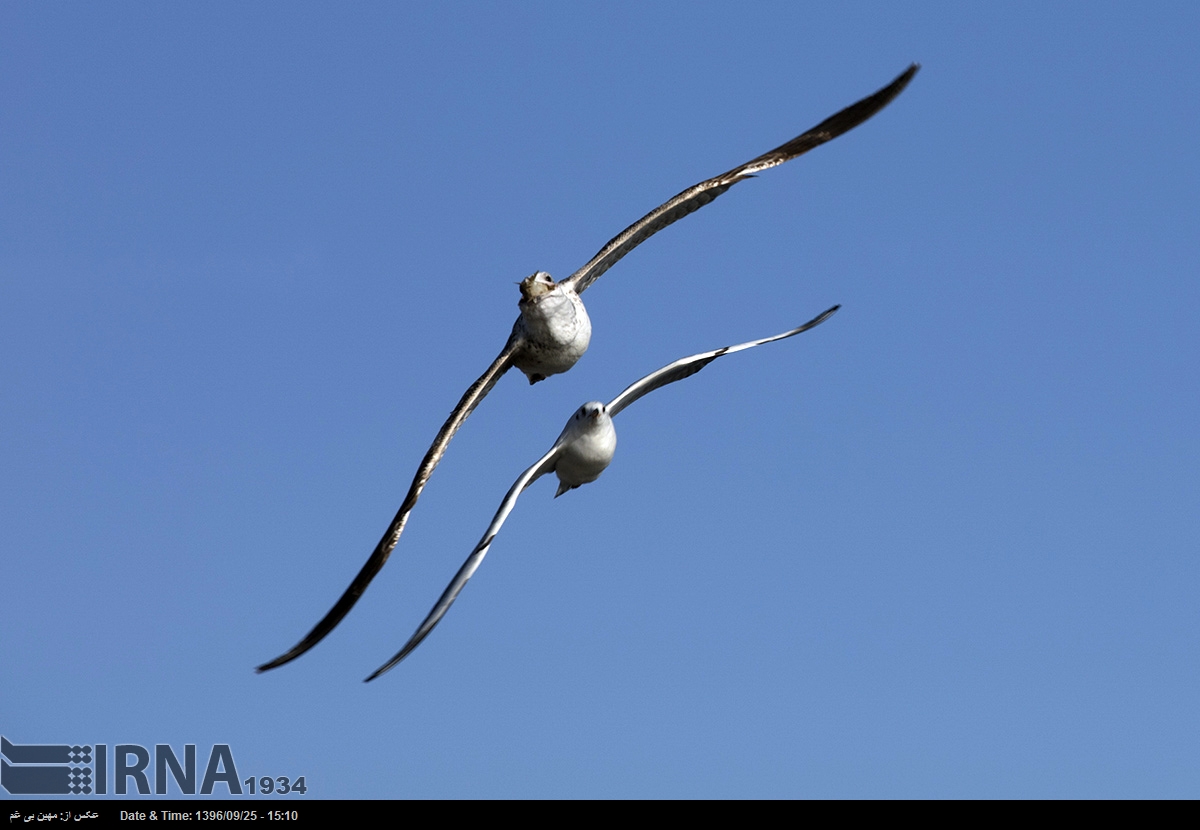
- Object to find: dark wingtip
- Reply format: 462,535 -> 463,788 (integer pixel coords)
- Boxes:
255,627 -> 332,673
896,63 -> 920,92
817,303 -> 842,323
867,63 -> 920,111
364,659 -> 391,682
255,654 -> 292,674
794,303 -> 842,334
364,648 -> 411,682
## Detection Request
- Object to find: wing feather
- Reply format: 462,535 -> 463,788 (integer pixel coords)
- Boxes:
606,305 -> 840,418
257,336 -> 523,673
365,440 -> 566,680
563,64 -> 918,295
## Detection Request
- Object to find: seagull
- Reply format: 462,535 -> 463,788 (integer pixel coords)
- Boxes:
258,64 -> 917,674
366,304 -> 840,680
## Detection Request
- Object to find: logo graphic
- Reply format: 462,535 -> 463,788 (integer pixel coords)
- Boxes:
2,736 -> 306,796
1,736 -> 96,795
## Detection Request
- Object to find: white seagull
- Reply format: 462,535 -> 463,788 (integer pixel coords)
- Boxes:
366,304 -> 840,680
258,64 -> 917,673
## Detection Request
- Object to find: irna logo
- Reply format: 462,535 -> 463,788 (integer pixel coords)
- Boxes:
1,736 -> 243,795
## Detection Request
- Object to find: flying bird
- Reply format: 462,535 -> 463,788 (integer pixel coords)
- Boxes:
366,304 -> 840,680
258,64 -> 917,673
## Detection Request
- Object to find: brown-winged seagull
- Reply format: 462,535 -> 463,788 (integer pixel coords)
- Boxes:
366,304 -> 840,680
258,64 -> 916,673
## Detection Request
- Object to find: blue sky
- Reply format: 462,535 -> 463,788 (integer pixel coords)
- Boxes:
3,2 -> 1198,798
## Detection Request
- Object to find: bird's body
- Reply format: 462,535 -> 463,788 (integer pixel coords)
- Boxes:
511,272 -> 592,384
259,65 -> 918,675
549,402 -> 617,496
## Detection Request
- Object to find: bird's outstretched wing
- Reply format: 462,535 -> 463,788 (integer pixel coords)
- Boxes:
605,305 -> 840,418
257,336 -> 524,673
563,64 -> 918,296
365,439 -> 567,681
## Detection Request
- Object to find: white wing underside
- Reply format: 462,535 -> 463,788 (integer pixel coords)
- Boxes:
605,305 -> 841,417
365,438 -> 568,681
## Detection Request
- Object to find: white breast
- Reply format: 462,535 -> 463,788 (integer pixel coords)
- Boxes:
512,287 -> 592,380
554,411 -> 617,489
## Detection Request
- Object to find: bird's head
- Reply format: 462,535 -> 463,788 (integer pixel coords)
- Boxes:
518,271 -> 556,301
572,402 -> 606,424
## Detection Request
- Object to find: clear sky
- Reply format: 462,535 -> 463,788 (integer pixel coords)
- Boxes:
3,2 -> 1198,799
